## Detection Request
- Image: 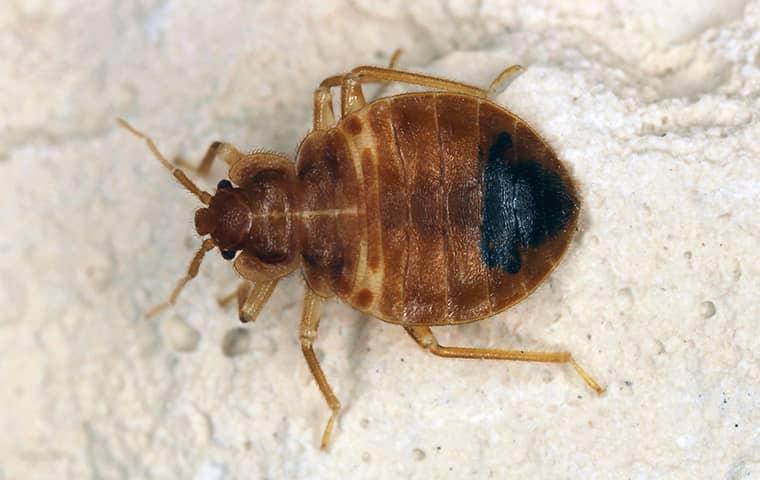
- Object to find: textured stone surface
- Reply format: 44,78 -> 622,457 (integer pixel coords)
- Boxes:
1,1 -> 758,478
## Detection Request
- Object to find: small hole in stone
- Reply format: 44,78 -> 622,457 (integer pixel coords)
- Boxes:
699,301 -> 716,319
161,315 -> 201,353
78,253 -> 114,291
360,418 -> 370,429
413,448 -> 426,461
362,452 -> 371,463
222,328 -> 251,357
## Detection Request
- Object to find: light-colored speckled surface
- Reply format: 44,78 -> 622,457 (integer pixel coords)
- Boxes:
1,1 -> 758,478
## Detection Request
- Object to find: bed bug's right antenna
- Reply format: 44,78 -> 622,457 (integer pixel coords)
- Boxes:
116,118 -> 212,205
117,118 -> 217,318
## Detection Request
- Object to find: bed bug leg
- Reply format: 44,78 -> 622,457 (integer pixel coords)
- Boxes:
175,141 -> 244,177
238,280 -> 279,323
218,280 -> 278,323
404,326 -> 605,395
339,50 -> 411,115
487,64 -> 526,97
313,87 -> 336,130
299,288 -> 341,449
387,48 -> 403,69
317,49 -> 404,116
320,60 -> 490,116
145,239 -> 216,319
366,49 -> 404,102
349,65 -> 488,98
340,75 -> 366,116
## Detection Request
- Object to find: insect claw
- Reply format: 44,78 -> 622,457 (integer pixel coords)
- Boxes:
568,357 -> 605,395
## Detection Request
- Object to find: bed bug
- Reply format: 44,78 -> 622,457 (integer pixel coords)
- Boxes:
118,57 -> 604,450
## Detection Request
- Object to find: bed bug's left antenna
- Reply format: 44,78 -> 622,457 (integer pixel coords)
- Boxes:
116,118 -> 212,205
145,238 -> 217,319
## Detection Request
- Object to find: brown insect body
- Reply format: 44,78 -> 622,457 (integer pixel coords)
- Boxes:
205,92 -> 578,326
120,62 -> 601,450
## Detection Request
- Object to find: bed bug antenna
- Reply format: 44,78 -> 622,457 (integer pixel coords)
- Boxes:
116,118 -> 212,205
144,238 -> 217,319
117,117 -> 217,318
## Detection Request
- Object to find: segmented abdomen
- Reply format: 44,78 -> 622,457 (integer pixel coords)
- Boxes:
296,92 -> 579,326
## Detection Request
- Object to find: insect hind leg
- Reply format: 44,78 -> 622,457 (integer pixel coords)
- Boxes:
404,325 -> 604,394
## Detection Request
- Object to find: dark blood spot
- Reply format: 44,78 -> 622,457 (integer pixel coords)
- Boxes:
344,115 -> 363,135
480,132 -> 577,274
356,289 -> 374,308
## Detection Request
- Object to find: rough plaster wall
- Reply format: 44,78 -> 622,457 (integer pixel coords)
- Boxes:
1,0 -> 758,478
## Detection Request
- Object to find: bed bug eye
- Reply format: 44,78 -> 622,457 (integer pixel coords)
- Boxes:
221,249 -> 236,260
217,179 -> 233,190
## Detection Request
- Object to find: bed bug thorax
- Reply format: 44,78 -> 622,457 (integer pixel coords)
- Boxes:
118,56 -> 604,450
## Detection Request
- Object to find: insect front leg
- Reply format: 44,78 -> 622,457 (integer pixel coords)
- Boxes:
175,141 -> 244,177
299,288 -> 341,449
218,280 -> 279,323
238,280 -> 278,323
404,326 -> 605,395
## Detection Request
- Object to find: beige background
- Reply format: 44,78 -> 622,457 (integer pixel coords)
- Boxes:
1,1 -> 758,478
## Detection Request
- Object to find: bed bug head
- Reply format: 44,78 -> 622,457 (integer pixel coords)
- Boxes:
118,118 -> 246,318
118,118 -> 300,318
194,179 -> 253,259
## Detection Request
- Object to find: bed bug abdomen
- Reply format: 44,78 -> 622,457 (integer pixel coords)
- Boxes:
477,100 -> 580,315
326,92 -> 579,326
481,131 -> 577,274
